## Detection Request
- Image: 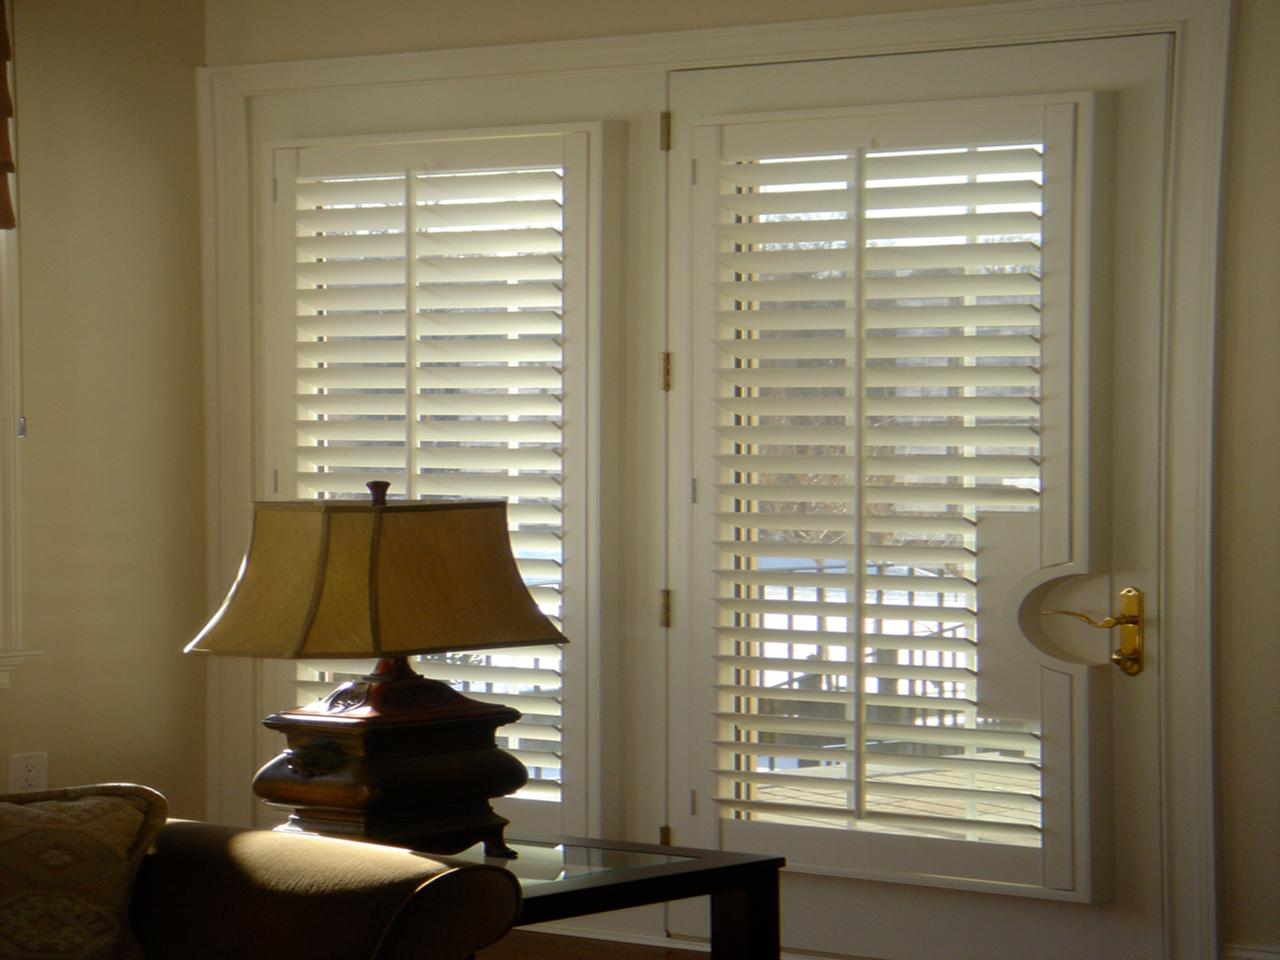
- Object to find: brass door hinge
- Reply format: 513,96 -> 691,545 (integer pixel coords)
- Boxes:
661,351 -> 672,392
659,824 -> 673,846
659,111 -> 672,152
659,589 -> 672,628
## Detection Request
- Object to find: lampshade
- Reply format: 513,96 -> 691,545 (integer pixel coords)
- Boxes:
187,497 -> 565,660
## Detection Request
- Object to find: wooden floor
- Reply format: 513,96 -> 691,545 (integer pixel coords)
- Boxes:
478,930 -> 704,959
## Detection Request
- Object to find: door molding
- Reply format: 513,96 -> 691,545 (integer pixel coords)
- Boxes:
198,2 -> 1229,956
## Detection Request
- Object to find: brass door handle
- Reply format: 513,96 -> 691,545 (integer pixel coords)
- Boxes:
1042,587 -> 1144,676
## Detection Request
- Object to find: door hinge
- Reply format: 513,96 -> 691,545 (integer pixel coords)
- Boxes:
659,589 -> 672,628
659,111 -> 672,152
16,416 -> 26,439
659,824 -> 673,846
272,177 -> 278,203
661,351 -> 673,392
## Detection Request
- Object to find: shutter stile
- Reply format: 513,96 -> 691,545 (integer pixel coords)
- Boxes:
709,141 -> 1046,845
288,146 -> 578,801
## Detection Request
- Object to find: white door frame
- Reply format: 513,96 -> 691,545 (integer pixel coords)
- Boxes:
197,3 -> 1229,956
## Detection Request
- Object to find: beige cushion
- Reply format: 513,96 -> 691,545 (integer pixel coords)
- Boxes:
131,820 -> 521,960
0,784 -> 167,960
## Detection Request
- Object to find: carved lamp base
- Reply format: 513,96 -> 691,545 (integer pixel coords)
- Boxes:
252,656 -> 527,858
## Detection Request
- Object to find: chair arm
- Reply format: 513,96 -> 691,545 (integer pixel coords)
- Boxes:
130,820 -> 519,960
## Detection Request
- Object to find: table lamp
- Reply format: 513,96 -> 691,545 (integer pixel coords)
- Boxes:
185,481 -> 565,858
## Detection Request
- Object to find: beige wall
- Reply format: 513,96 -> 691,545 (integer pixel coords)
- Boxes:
0,0 -> 207,816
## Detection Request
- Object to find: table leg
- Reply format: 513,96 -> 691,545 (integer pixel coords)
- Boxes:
710,867 -> 781,960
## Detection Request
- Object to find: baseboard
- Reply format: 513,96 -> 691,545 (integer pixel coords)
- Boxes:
523,922 -> 708,952
1225,947 -> 1280,960
519,922 -> 876,960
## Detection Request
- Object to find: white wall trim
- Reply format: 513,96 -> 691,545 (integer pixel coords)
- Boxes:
205,0 -> 1211,92
0,177 -> 35,688
1224,948 -> 1280,960
198,0 -> 1228,952
526,922 -> 881,960
1157,2 -> 1231,958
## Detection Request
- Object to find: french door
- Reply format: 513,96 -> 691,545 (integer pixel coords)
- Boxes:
667,33 -> 1175,959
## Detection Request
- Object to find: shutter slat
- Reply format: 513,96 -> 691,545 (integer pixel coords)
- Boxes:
414,366 -> 564,389
413,338 -> 562,363
717,148 -> 1042,188
420,420 -> 563,443
716,625 -> 973,653
417,281 -> 561,310
716,395 -> 1039,417
714,482 -> 1039,508
716,304 -> 1040,333
415,474 -> 562,498
422,446 -> 562,470
720,241 -> 1040,274
716,424 -> 1038,446
414,228 -> 563,256
716,683 -> 977,705
717,365 -> 1042,388
412,659 -> 561,687
414,199 -> 562,229
417,393 -> 562,416
417,254 -> 562,283
721,273 -> 1041,302
716,568 -> 976,598
411,170 -> 563,202
718,211 -> 1042,245
716,655 -> 974,685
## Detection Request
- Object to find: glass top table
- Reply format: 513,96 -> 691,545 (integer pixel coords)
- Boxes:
441,836 -> 784,959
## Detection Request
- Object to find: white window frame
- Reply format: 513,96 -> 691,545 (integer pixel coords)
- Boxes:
0,220 -> 28,688
0,75 -> 33,685
260,124 -> 601,828
670,94 -> 1099,896
197,2 -> 1227,953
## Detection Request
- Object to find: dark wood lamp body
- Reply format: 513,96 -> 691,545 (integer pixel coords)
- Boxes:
252,656 -> 528,858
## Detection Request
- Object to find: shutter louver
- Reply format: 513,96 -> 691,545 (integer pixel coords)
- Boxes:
286,140 -> 579,802
709,142 -> 1045,845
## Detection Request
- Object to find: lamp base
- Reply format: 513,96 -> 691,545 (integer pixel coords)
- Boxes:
252,657 -> 527,858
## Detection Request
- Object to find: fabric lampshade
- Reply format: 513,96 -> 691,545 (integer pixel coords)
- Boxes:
187,498 -> 564,659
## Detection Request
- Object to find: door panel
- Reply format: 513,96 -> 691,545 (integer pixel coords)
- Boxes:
667,33 -> 1168,959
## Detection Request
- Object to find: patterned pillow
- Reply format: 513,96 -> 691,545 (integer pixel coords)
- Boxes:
0,784 -> 167,960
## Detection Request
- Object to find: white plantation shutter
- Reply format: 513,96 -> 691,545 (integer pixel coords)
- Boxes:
688,105 -> 1076,856
268,131 -> 593,804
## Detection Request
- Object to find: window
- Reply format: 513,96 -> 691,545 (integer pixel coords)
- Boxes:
262,128 -> 597,811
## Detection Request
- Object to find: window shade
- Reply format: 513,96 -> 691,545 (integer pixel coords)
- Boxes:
704,136 -> 1048,845
274,132 -> 589,802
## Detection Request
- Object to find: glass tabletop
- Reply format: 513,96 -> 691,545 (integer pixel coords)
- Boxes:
444,838 -> 694,887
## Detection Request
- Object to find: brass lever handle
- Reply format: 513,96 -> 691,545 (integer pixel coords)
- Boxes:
1042,587 -> 1145,676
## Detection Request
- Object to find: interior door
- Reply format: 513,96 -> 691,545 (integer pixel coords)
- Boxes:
666,34 -> 1171,960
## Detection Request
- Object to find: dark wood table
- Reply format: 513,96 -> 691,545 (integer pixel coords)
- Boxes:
444,836 -> 784,960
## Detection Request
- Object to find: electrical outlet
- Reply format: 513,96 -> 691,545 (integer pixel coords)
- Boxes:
8,752 -> 48,791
